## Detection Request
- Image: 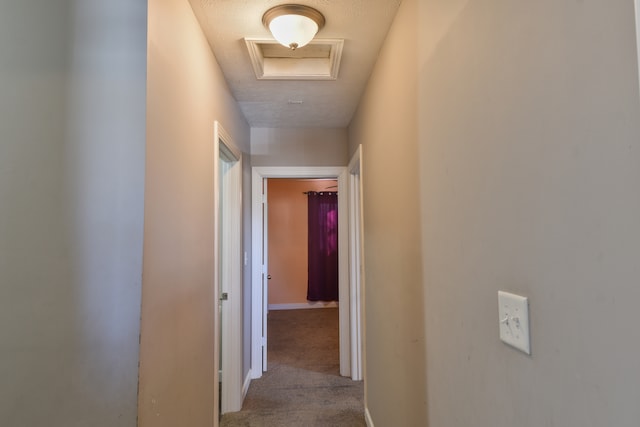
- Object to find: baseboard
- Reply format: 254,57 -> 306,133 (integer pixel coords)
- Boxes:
268,301 -> 339,310
242,371 -> 251,400
365,407 -> 374,427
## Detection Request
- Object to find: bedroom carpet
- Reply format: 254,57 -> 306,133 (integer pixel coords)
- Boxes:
220,308 -> 365,427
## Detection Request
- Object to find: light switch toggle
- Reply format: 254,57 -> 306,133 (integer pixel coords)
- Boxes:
498,291 -> 531,355
500,314 -> 521,328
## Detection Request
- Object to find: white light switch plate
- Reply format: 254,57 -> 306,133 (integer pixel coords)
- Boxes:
498,291 -> 530,354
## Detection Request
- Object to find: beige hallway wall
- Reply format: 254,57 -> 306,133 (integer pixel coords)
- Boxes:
0,1 -> 147,425
140,0 -> 249,425
348,0 -> 425,424
251,127 -> 349,167
350,0 -> 640,425
418,0 -> 640,425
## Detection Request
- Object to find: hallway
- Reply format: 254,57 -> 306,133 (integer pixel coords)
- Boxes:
4,1 -> 640,426
221,309 -> 364,426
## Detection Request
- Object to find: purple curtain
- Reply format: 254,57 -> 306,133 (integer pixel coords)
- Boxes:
307,191 -> 339,301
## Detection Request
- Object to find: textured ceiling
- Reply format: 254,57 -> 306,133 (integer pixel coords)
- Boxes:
189,0 -> 402,128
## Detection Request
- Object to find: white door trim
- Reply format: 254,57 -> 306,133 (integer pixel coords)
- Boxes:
251,166 -> 352,378
213,121 -> 243,420
348,145 -> 364,381
635,0 -> 640,95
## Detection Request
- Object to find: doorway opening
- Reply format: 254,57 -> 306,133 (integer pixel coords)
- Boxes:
263,178 -> 341,380
266,178 -> 339,311
251,166 -> 361,379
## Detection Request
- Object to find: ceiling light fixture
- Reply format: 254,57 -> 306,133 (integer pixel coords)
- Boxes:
262,4 -> 325,50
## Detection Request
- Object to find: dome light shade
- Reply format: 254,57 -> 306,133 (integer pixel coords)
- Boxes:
268,14 -> 317,50
262,5 -> 325,50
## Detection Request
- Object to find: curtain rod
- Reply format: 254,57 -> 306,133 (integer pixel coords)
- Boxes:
302,191 -> 338,195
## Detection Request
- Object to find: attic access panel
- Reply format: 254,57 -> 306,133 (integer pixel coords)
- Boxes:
245,38 -> 344,80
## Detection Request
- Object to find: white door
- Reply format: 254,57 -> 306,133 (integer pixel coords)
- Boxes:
213,122 -> 243,422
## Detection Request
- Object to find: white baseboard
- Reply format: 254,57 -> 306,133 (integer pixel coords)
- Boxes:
365,407 -> 374,427
242,371 -> 251,400
268,301 -> 339,310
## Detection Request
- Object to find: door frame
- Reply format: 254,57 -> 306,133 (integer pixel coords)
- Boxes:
250,166 -> 353,378
213,121 -> 243,420
348,145 -> 364,381
636,0 -> 640,94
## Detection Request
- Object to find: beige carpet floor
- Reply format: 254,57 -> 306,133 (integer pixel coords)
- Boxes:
221,308 -> 365,426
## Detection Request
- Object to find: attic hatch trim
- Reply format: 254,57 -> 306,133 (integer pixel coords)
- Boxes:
244,38 -> 344,80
